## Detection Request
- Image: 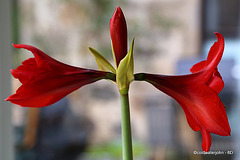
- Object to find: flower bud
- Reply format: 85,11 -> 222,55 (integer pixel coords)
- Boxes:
110,6 -> 128,67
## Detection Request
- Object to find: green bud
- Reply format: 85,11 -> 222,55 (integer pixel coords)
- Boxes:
116,38 -> 135,94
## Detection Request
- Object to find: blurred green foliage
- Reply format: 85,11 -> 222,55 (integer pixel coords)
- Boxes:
83,140 -> 148,159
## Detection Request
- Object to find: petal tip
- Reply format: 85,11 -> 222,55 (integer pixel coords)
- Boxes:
115,6 -> 122,13
227,130 -> 231,136
12,44 -> 25,49
12,43 -> 17,48
214,32 -> 224,42
202,141 -> 211,152
112,6 -> 124,21
116,6 -> 121,10
5,94 -> 14,102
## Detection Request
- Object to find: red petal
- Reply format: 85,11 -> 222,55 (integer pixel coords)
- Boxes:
6,44 -> 108,107
11,58 -> 38,84
12,44 -> 86,72
190,33 -> 224,86
180,103 -> 200,131
201,129 -> 211,152
182,84 -> 230,136
190,33 -> 224,74
110,6 -> 128,66
206,69 -> 224,94
205,33 -> 224,70
190,60 -> 206,73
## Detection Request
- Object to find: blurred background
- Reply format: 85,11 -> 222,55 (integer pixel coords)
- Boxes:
1,0 -> 240,160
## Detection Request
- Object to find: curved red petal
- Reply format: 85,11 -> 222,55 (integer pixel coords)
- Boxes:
201,129 -> 211,152
12,44 -> 87,72
6,44 -> 108,107
205,33 -> 224,70
190,33 -> 224,73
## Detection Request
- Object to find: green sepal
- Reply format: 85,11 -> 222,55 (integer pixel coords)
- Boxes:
89,47 -> 116,74
116,38 -> 135,94
111,41 -> 117,69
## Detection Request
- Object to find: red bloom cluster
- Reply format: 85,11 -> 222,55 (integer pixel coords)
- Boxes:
6,7 -> 230,151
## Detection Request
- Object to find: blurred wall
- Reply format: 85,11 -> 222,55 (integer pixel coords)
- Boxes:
0,0 -> 14,159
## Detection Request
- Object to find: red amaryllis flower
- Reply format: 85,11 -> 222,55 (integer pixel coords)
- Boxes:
110,6 -> 128,67
134,33 -> 231,151
6,44 -> 115,107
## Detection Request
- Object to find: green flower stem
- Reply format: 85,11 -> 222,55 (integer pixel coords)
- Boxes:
120,93 -> 133,160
